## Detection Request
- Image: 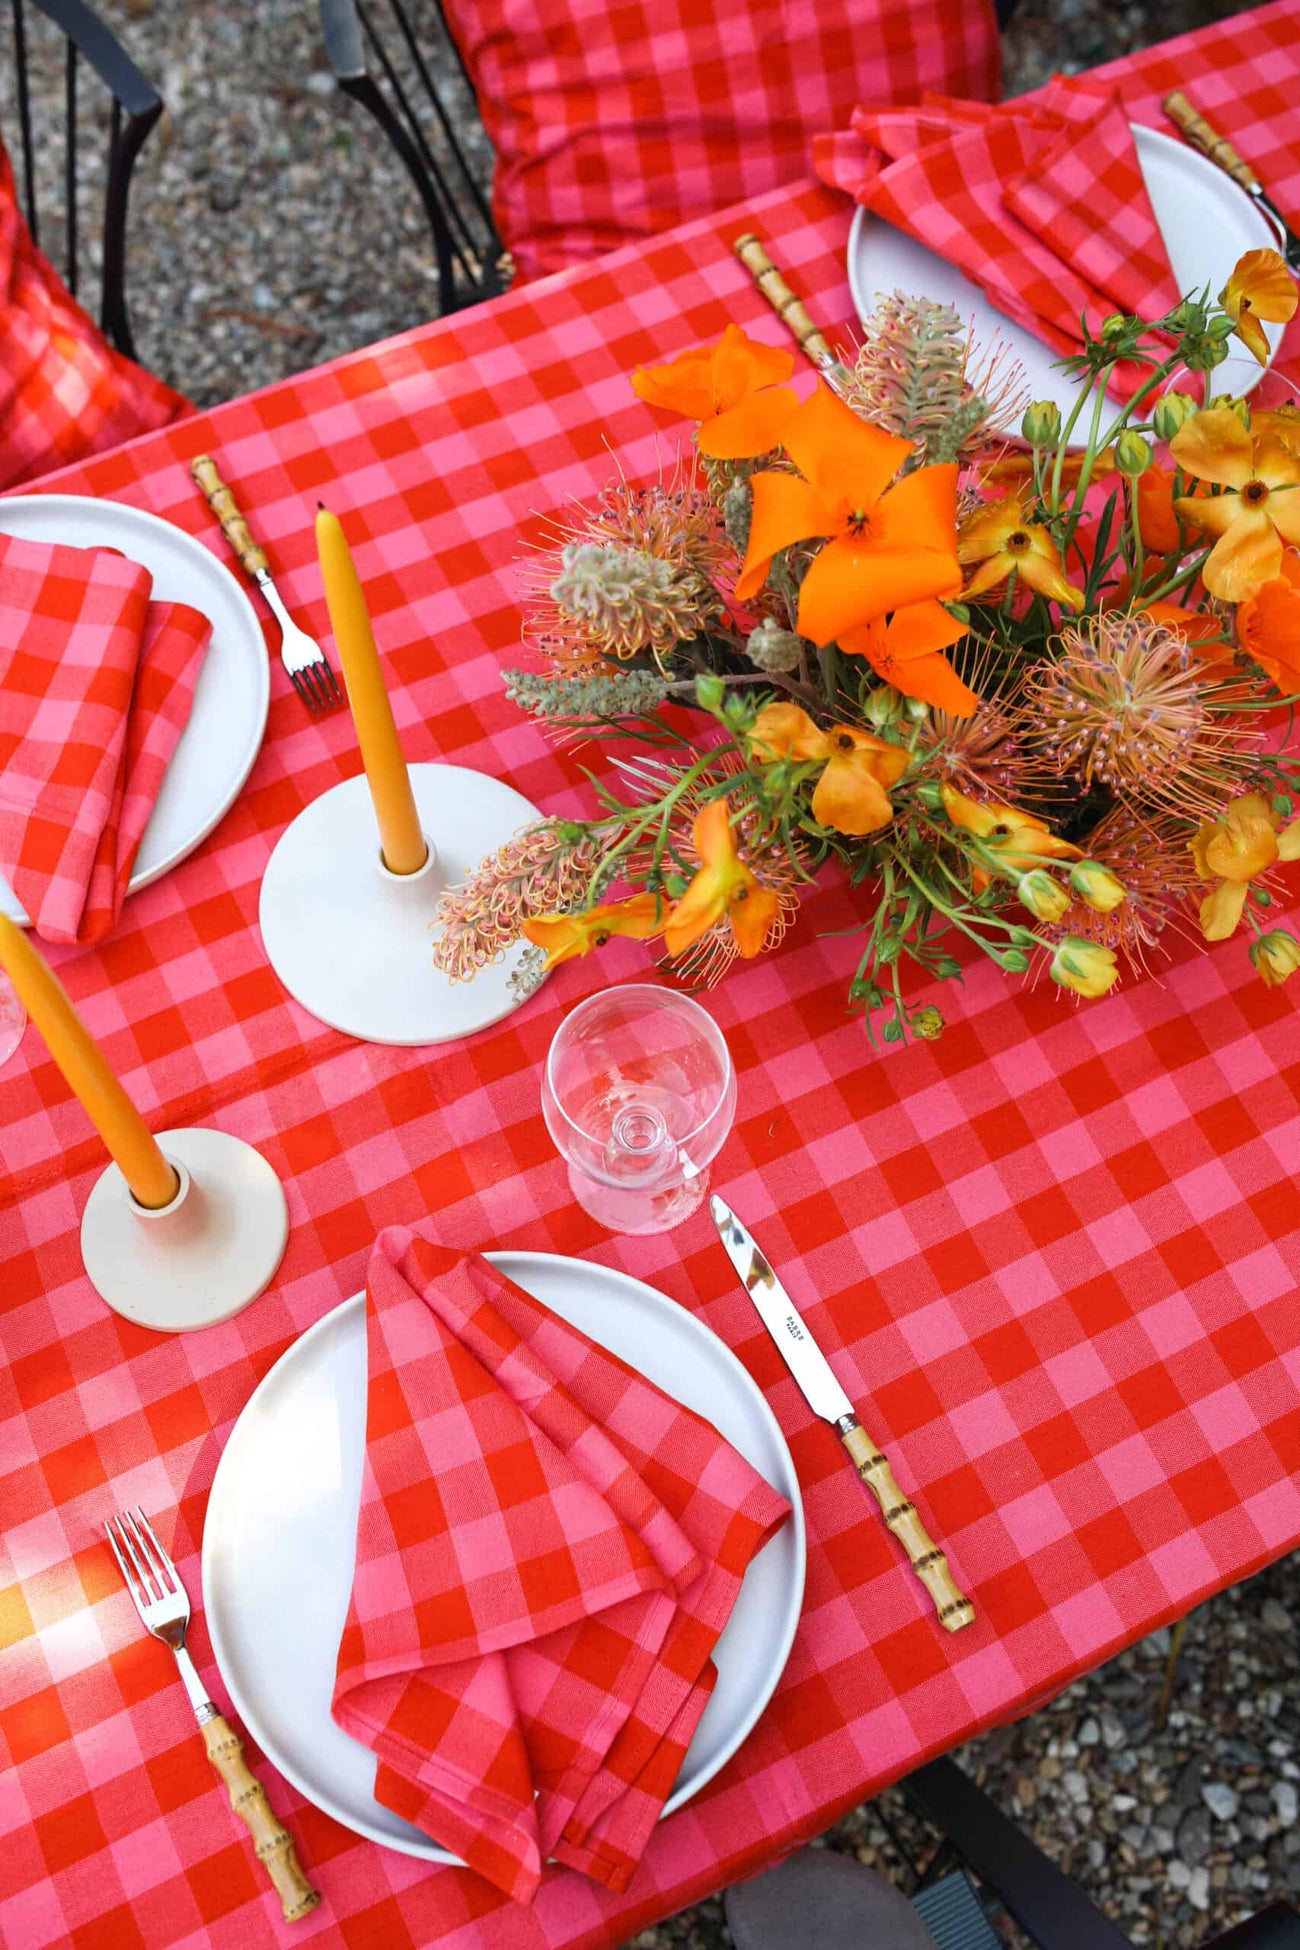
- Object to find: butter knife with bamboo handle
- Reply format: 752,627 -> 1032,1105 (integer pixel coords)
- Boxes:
1163,92 -> 1300,271
710,1196 -> 975,1633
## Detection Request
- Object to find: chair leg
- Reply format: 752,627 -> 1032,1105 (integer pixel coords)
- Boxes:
902,1757 -> 1137,1949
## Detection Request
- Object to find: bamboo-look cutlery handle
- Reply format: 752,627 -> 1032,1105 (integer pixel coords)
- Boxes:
201,1714 -> 321,1922
839,1421 -> 975,1634
733,231 -> 837,370
1163,92 -> 1261,193
190,454 -> 270,577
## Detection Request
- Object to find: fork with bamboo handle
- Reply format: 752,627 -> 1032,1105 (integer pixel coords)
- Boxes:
732,233 -> 855,390
190,453 -> 343,714
106,1508 -> 321,1923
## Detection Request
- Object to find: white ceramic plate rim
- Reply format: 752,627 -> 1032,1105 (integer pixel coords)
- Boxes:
0,494 -> 268,924
203,1250 -> 806,1861
847,123 -> 1282,429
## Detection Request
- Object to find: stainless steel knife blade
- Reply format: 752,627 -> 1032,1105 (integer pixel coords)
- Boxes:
710,1194 -> 854,1426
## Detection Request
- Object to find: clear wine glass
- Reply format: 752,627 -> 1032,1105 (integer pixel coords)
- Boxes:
542,985 -> 736,1235
0,971 -> 26,1067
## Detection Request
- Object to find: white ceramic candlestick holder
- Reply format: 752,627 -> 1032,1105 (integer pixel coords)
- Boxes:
258,762 -> 544,1045
80,1127 -> 289,1332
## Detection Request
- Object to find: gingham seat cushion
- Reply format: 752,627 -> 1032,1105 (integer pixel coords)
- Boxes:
439,0 -> 1001,282
0,137 -> 186,490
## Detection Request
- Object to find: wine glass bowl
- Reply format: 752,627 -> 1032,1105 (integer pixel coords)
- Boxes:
542,985 -> 736,1235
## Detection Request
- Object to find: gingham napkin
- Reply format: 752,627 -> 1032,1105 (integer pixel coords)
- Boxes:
332,1227 -> 791,1904
0,531 -> 211,944
814,80 -> 1180,388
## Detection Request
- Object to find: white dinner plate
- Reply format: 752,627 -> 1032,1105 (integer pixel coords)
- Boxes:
203,1251 -> 806,1861
0,495 -> 269,925
848,125 -> 1283,430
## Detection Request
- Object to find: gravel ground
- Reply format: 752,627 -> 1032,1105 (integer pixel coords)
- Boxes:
5,2 -> 1292,1945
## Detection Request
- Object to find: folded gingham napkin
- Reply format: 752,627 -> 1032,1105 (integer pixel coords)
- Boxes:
332,1227 -> 792,1904
0,531 -> 211,944
814,79 -> 1180,393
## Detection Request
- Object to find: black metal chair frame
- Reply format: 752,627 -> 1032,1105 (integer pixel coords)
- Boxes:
903,1757 -> 1300,1950
319,0 -> 503,318
7,0 -> 162,362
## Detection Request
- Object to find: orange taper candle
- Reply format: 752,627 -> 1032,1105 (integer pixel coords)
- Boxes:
0,916 -> 178,1209
315,505 -> 428,875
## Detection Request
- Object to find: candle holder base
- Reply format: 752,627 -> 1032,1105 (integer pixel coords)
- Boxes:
81,1127 -> 289,1332
259,764 -> 543,1045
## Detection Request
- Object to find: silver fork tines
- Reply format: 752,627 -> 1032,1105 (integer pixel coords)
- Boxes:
106,1507 -> 216,1722
255,571 -> 345,716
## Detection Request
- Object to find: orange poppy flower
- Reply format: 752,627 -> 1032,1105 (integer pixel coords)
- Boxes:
958,494 -> 1084,608
1220,249 -> 1297,366
1136,465 -> 1191,556
1237,550 -> 1300,692
749,700 -> 911,835
838,600 -> 976,716
1170,408 -> 1300,601
1191,791 -> 1300,938
631,323 -> 798,461
521,893 -> 662,969
663,799 -> 779,958
735,384 -> 961,646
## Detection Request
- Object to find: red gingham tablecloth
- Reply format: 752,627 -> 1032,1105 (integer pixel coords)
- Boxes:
4,7 -> 1300,1946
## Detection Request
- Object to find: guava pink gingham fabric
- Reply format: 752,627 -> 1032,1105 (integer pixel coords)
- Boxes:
0,139 -> 185,491
4,8 -> 1300,1949
441,0 -> 1001,281
814,76 -> 1180,386
0,532 -> 212,945
334,1231 -> 789,1904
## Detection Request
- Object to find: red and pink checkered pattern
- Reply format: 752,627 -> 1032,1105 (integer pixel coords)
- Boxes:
336,1232 -> 788,1904
0,141 -> 186,492
441,0 -> 1001,281
0,532 -> 212,946
3,8 -> 1300,1948
815,76 -> 1181,390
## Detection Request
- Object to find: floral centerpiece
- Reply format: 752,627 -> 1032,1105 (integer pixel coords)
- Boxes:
434,249 -> 1300,1043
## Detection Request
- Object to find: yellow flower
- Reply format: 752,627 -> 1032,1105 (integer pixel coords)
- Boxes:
521,893 -> 662,969
1069,860 -> 1127,914
1050,937 -> 1120,998
749,700 -> 911,837
663,799 -> 779,959
939,784 -> 1080,890
958,493 -> 1084,608
1220,249 -> 1297,366
1170,408 -> 1300,602
1251,929 -> 1300,988
1190,791 -> 1300,939
1017,869 -> 1071,922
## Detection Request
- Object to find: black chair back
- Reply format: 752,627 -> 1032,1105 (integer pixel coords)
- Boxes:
319,0 -> 504,317
5,0 -> 162,360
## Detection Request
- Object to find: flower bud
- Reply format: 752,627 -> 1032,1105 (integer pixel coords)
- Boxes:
1069,859 -> 1127,913
863,684 -> 906,729
909,1005 -> 945,1041
1100,313 -> 1128,342
1152,391 -> 1197,441
912,776 -> 946,811
1115,431 -> 1153,478
694,673 -> 725,714
1017,868 -> 1071,922
1000,947 -> 1032,972
745,617 -> 805,674
1250,929 -> 1300,988
1021,400 -> 1062,448
1049,937 -> 1120,998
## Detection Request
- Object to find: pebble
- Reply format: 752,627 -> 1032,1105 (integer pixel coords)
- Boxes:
1203,1784 -> 1240,1823
1177,1806 -> 1213,1868
1276,1783 -> 1299,1828
1189,1867 -> 1211,1912
1262,1599 -> 1292,1633
1063,1770 -> 1090,1805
